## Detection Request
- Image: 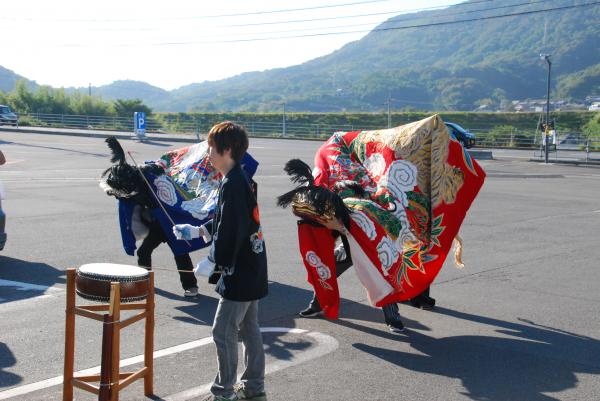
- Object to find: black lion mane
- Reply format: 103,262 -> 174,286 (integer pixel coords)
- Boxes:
100,137 -> 165,207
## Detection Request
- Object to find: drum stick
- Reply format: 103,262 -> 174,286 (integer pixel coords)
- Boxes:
126,151 -> 192,248
149,266 -> 195,273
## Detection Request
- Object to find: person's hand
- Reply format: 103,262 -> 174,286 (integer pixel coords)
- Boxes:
198,225 -> 212,242
172,224 -> 200,240
193,257 -> 216,278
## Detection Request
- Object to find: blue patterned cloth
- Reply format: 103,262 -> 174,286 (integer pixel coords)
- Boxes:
118,145 -> 258,256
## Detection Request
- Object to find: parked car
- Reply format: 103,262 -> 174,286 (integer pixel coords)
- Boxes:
0,105 -> 18,127
445,122 -> 476,149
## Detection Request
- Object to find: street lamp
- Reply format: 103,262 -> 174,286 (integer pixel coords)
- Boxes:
540,53 -> 552,163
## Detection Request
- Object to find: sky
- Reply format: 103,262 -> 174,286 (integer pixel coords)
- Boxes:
2,0 -> 458,91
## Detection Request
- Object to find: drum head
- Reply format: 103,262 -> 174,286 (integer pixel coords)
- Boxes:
76,263 -> 150,303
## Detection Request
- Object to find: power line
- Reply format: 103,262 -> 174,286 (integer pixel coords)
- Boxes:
52,1 -> 494,35
15,0 -> 599,47
18,0 -> 555,44
222,0 -> 495,28
0,0 -> 400,22
178,0 -> 553,41
144,1 -> 600,46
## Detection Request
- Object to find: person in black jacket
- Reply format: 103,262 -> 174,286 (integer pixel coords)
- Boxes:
174,121 -> 268,401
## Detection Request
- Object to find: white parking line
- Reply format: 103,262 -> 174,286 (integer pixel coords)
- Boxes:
0,327 -> 338,400
164,328 -> 338,401
0,279 -> 63,305
0,279 -> 63,294
0,178 -> 99,182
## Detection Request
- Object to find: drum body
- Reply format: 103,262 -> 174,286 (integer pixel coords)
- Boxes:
75,263 -> 150,302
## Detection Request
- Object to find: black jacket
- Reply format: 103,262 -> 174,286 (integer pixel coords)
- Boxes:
204,164 -> 268,301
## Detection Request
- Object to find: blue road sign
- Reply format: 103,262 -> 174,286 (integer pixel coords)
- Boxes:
134,112 -> 146,140
134,112 -> 146,130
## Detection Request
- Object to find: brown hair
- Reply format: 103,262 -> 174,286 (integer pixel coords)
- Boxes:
207,121 -> 249,163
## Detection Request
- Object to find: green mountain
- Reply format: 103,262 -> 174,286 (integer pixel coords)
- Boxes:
66,80 -> 171,106
0,66 -> 37,93
1,0 -> 599,111
159,0 -> 600,112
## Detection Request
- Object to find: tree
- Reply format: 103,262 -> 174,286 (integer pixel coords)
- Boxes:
583,112 -> 600,137
112,99 -> 152,117
9,80 -> 34,113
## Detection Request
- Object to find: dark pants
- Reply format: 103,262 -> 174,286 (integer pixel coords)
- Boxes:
137,220 -> 198,290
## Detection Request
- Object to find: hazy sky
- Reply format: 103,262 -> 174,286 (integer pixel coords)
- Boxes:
2,0 -> 458,90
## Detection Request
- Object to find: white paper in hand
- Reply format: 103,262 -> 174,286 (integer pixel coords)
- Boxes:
194,257 -> 215,278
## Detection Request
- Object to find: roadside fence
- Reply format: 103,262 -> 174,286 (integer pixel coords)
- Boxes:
14,112 -> 600,155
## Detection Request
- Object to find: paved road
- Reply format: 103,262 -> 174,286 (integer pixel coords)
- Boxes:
0,131 -> 599,400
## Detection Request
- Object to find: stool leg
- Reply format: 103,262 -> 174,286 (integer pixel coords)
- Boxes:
99,314 -> 114,401
144,272 -> 155,395
109,283 -> 121,401
63,269 -> 76,401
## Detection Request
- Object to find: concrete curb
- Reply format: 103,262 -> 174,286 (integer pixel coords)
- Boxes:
528,158 -> 600,166
468,150 -> 493,160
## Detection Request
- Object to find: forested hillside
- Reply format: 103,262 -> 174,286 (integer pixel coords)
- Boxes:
1,0 -> 599,112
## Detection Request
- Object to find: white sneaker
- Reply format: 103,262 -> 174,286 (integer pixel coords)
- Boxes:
184,287 -> 199,297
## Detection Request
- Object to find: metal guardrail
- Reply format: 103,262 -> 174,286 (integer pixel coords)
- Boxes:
21,112 -> 162,132
16,113 -> 600,155
19,112 -> 378,139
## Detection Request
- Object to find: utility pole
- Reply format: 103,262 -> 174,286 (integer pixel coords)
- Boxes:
383,93 -> 393,128
282,102 -> 286,137
387,96 -> 391,128
88,83 -> 92,96
540,54 -> 552,163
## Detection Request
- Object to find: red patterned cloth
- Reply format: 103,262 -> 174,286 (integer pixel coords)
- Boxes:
298,223 -> 339,319
300,115 -> 486,316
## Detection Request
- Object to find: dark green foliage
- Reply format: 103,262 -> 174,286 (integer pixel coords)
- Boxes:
113,99 -> 153,117
0,81 -> 152,118
583,113 -> 600,137
556,64 -> 600,99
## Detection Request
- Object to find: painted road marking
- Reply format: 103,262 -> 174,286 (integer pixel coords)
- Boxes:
0,327 -> 338,400
0,178 -> 99,182
164,328 -> 339,401
0,279 -> 62,294
0,279 -> 63,304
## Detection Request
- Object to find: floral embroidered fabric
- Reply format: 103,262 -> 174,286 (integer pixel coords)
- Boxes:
300,115 -> 486,315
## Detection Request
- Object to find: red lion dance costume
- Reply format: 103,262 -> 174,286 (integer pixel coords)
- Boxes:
279,115 -> 486,319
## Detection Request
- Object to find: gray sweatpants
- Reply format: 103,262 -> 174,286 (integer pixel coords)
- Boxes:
210,298 -> 265,398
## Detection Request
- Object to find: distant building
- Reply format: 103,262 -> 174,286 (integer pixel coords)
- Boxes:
511,98 -> 589,112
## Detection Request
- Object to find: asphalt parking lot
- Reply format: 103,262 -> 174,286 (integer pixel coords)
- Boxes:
0,130 -> 599,400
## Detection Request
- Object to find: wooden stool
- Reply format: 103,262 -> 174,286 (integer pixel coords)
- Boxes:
62,264 -> 155,401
